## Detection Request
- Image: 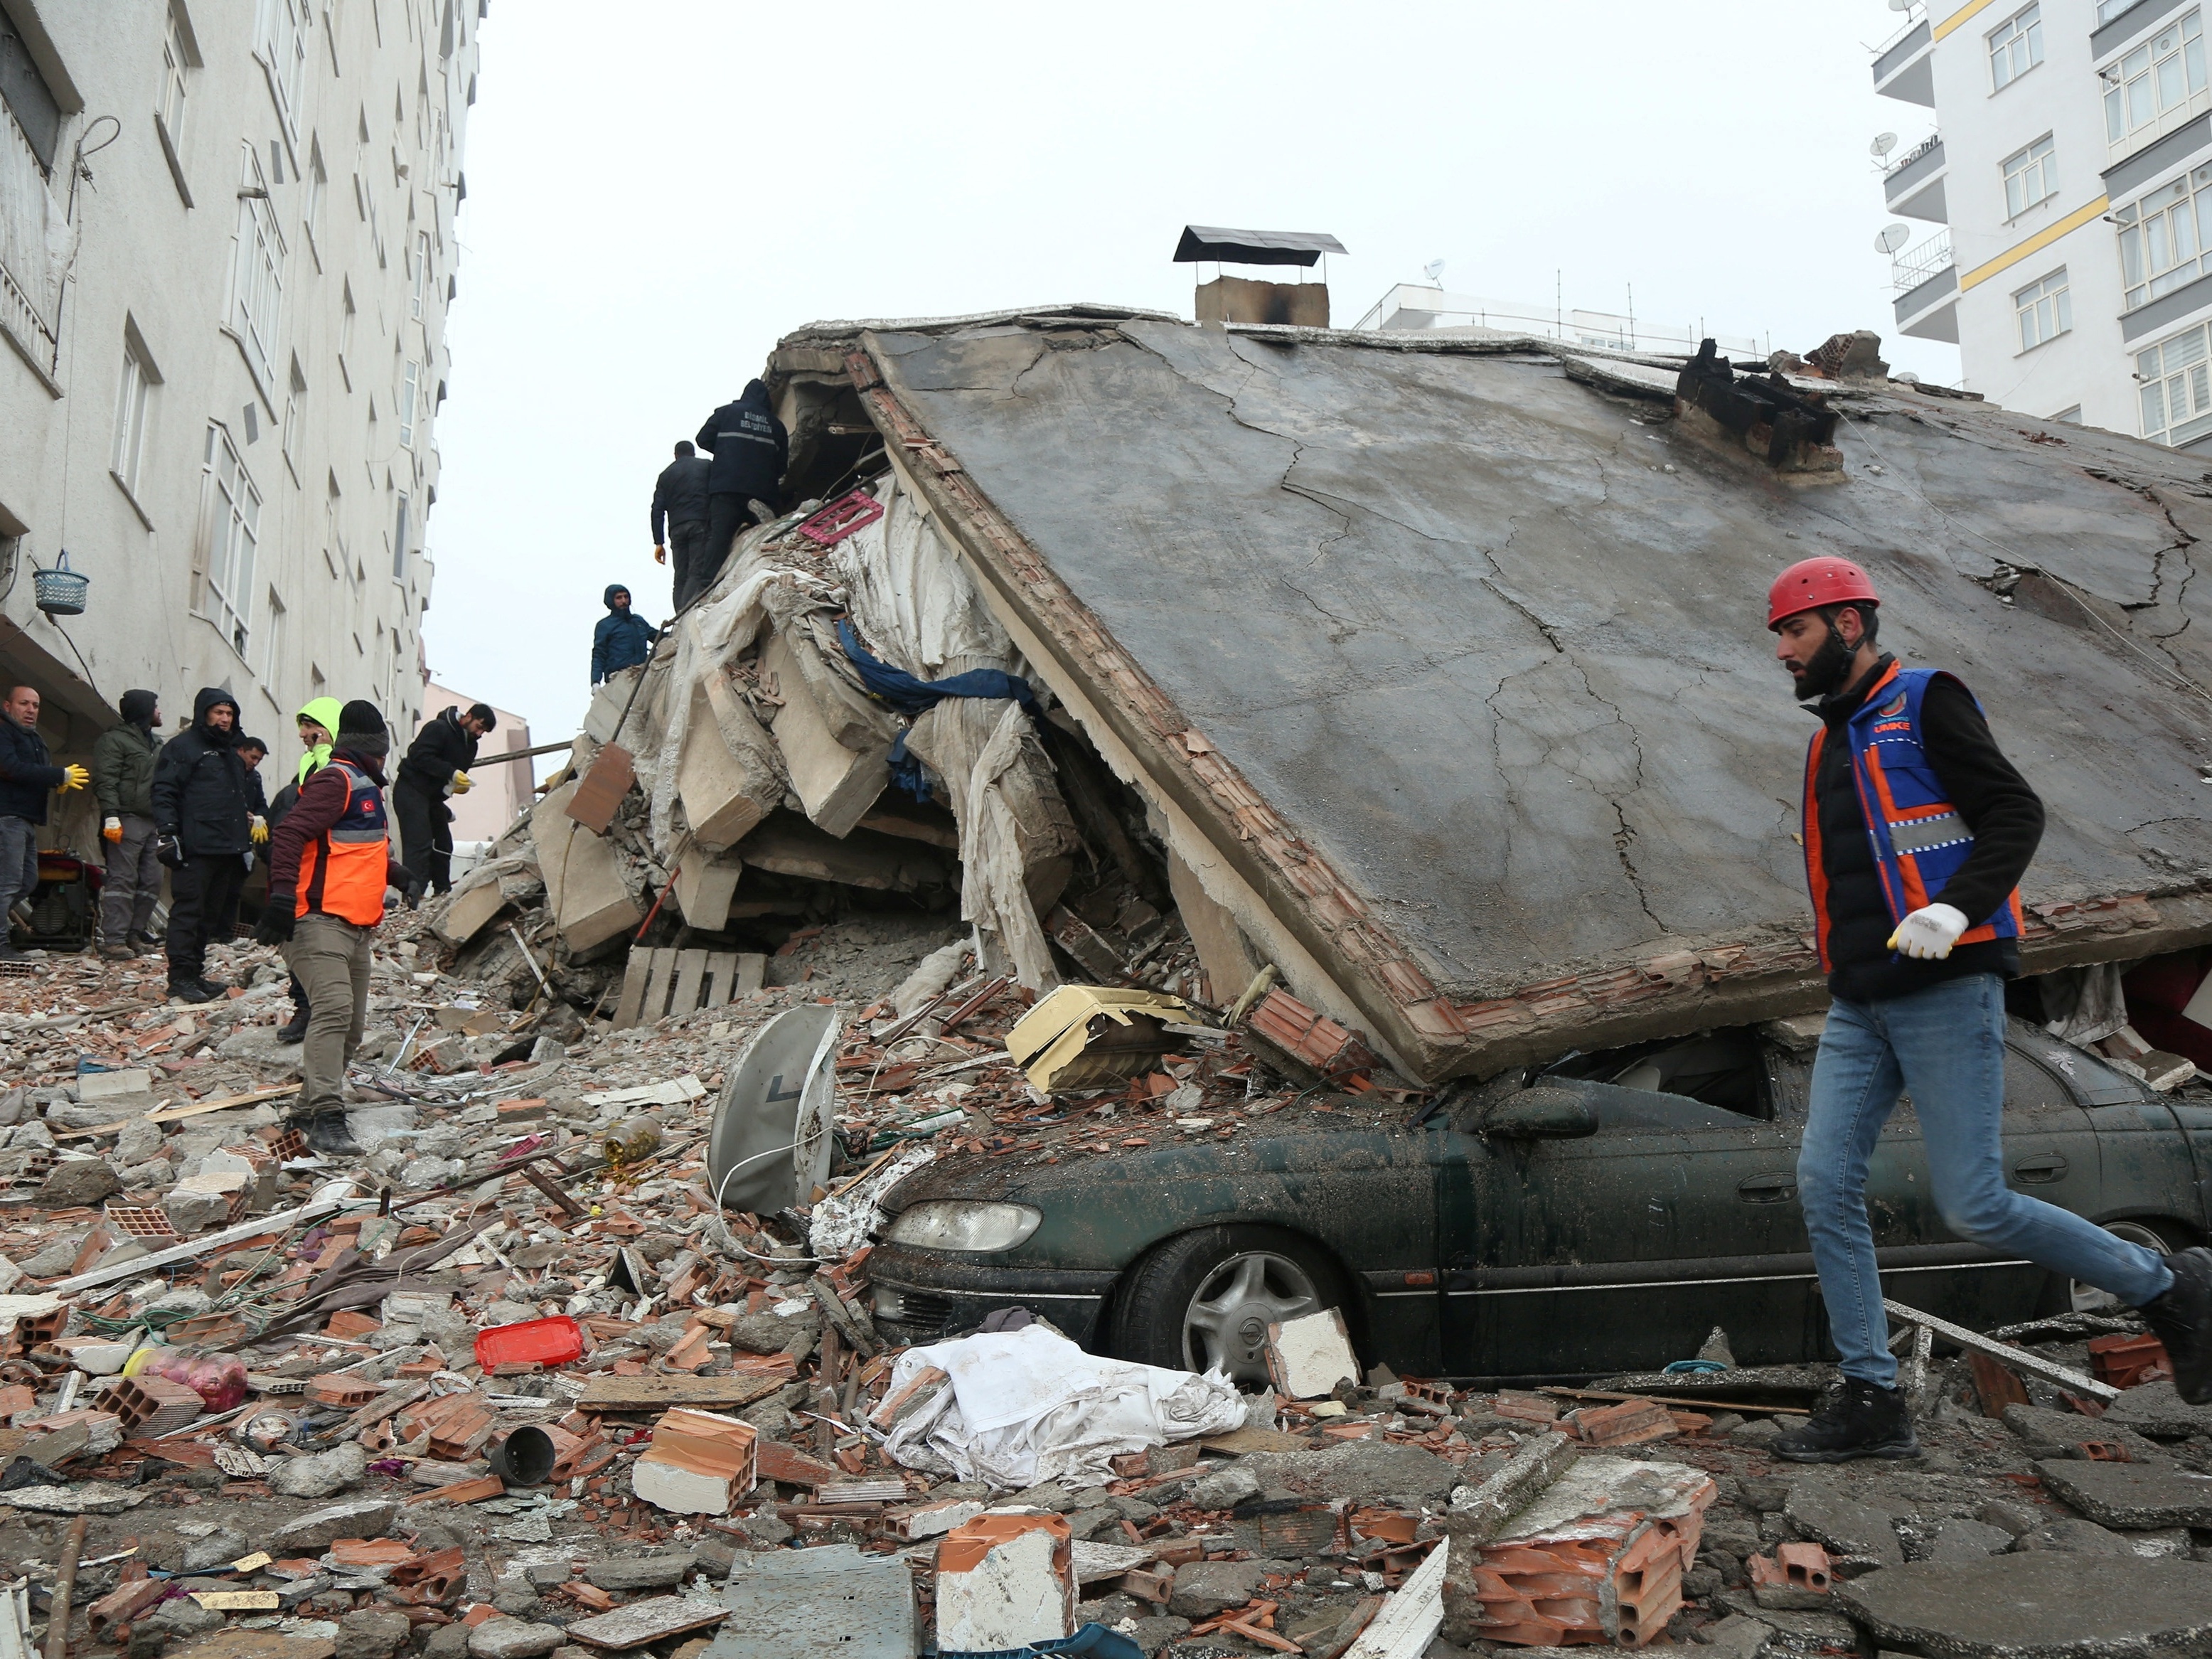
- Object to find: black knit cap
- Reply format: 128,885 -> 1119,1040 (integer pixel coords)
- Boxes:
338,699 -> 385,736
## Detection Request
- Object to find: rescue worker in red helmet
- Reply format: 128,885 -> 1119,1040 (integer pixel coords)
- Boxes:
1768,557 -> 2212,1461
255,700 -> 422,1154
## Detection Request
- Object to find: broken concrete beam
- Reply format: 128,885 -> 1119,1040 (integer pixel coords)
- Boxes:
582,668 -> 644,746
1444,1431 -> 1576,1542
936,1513 -> 1075,1653
736,811 -> 950,893
759,628 -> 893,838
529,782 -> 645,952
631,1408 -> 757,1517
433,855 -> 542,946
1266,1307 -> 1359,1400
1168,847 -> 1264,1006
669,852 -> 743,932
678,677 -> 782,854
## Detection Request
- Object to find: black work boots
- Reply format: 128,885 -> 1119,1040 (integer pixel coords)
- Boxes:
293,1111 -> 360,1157
1773,1376 -> 1920,1463
277,1008 -> 309,1045
2140,1247 -> 2212,1404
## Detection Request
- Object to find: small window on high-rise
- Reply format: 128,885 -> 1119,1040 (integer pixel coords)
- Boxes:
1989,3 -> 2043,90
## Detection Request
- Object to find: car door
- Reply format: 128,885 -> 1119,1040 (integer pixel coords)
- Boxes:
1433,1057 -> 1820,1380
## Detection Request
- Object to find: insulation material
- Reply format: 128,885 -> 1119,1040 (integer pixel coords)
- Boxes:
880,1323 -> 1244,1490
1266,1308 -> 1359,1399
2041,962 -> 2132,1047
935,1513 -> 1075,1653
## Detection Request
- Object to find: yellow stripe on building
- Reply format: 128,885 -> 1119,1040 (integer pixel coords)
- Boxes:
1959,196 -> 2112,290
1933,0 -> 2002,41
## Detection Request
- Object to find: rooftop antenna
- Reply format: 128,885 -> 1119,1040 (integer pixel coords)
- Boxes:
1875,223 -> 1912,255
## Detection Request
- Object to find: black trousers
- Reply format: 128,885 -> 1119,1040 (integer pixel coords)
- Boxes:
668,518 -> 712,612
698,494 -> 757,610
393,780 -> 454,894
166,853 -> 245,984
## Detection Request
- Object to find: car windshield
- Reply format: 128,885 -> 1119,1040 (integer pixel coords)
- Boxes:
1540,1030 -> 1769,1119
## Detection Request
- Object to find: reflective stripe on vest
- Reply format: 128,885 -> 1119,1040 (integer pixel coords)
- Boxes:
1800,661 -> 2025,971
296,757 -> 390,927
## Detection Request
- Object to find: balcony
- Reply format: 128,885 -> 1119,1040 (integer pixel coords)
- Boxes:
1874,14 -> 1935,106
1892,234 -> 1960,342
1884,134 -> 1948,223
0,105 -> 62,388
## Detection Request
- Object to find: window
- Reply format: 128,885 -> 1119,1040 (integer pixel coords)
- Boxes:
392,490 -> 410,580
2102,0 -> 2144,18
282,356 -> 306,479
201,425 -> 262,656
2014,268 -> 2071,350
304,139 -> 326,265
230,144 -> 285,387
1991,4 -> 2043,90
397,360 -> 418,447
2117,163 -> 2212,309
2053,404 -> 2084,422
0,6 -> 64,174
256,0 -> 310,139
410,230 -> 429,319
2002,135 -> 2058,217
337,280 -> 355,389
158,7 -> 191,144
2105,12 -> 2208,149
112,330 -> 158,496
2139,321 -> 2212,446
264,588 -> 287,682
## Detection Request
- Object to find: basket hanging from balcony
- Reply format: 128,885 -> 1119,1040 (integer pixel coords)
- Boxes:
31,550 -> 89,617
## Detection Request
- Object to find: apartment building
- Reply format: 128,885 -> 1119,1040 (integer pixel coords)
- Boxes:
0,0 -> 479,793
1874,0 -> 2212,441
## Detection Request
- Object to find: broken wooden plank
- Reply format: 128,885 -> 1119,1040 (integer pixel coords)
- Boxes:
563,1595 -> 729,1651
51,1194 -> 365,1294
611,951 -> 656,1031
54,1084 -> 301,1140
670,947 -> 709,1018
576,1374 -> 786,1414
1884,1298 -> 2119,1402
700,951 -> 738,1010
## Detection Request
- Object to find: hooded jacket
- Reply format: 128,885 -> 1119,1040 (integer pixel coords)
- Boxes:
397,705 -> 480,796
267,744 -> 412,920
0,703 -> 63,826
151,688 -> 251,857
592,587 -> 658,684
295,695 -> 343,784
695,381 -> 789,503
651,453 -> 714,542
91,690 -> 161,818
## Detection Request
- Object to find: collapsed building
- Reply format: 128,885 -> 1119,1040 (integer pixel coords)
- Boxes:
437,304 -> 2212,1084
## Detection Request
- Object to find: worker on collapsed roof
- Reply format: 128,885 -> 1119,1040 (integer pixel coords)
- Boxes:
257,699 -> 422,1155
1768,557 -> 2212,1460
395,701 -> 494,897
651,438 -> 715,612
591,585 -> 657,686
693,379 -> 789,604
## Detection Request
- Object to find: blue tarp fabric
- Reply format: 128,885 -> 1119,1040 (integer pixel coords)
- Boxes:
836,619 -> 1041,803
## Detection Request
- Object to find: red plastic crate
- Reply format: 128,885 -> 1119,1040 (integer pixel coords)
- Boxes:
474,1315 -> 582,1372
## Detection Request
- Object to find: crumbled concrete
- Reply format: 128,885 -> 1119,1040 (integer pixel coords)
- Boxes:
1839,1554 -> 2212,1658
1168,1558 -> 1268,1619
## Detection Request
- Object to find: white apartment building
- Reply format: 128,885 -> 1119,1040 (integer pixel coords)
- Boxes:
0,0 -> 479,789
1874,0 -> 2212,441
1354,285 -> 1763,360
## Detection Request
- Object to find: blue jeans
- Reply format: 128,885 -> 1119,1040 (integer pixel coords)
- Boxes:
1800,972 -> 2174,1385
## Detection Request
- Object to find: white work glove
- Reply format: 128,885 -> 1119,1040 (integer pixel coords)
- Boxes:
1888,902 -> 1970,960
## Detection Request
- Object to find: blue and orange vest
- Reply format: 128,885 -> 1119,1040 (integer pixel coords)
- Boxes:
296,757 -> 390,927
1801,663 -> 2025,971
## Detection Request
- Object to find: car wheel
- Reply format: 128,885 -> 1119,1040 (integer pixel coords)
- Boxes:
1108,1225 -> 1350,1385
2066,1220 -> 2181,1313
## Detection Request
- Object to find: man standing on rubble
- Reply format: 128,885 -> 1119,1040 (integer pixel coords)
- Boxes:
1768,557 -> 2212,1460
0,685 -> 87,961
592,585 -> 658,687
394,702 -> 494,897
256,700 -> 421,1154
91,689 -> 164,959
151,688 -> 252,1004
651,439 -> 715,611
694,380 -> 789,602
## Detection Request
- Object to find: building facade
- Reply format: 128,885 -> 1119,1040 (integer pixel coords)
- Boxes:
0,0 -> 479,803
1876,0 -> 2212,439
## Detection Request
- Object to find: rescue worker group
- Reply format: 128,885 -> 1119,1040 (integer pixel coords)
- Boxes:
5,514 -> 2212,1456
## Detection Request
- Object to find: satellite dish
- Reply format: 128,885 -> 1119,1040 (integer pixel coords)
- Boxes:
1871,132 -> 1899,159
1889,0 -> 1915,11
1876,223 -> 1912,255
1423,260 -> 1446,283
706,1003 -> 842,1216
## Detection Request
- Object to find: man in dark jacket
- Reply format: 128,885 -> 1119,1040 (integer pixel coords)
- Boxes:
591,585 -> 657,686
1765,557 -> 2212,1461
394,702 -> 493,896
695,380 -> 789,600
151,687 -> 252,1003
92,689 -> 164,959
651,439 -> 715,610
0,685 -> 85,961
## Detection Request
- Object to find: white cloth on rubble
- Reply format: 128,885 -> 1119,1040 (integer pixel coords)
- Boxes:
808,1144 -> 934,1260
880,1323 -> 1246,1490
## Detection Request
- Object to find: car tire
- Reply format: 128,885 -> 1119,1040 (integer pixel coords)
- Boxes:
1108,1225 -> 1352,1385
2041,1219 -> 2189,1315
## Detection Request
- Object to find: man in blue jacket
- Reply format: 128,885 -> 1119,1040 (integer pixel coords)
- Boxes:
591,585 -> 658,686
695,380 -> 789,602
0,684 -> 86,959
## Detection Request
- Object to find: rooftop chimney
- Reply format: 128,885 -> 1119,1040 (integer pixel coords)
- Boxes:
1175,225 -> 1347,329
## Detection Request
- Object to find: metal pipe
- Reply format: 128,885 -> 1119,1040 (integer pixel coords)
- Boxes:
44,1514 -> 87,1659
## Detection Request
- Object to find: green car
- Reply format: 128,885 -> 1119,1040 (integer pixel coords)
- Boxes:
867,1017 -> 2210,1382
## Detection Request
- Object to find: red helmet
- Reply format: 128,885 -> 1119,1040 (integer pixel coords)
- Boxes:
1768,556 -> 1879,629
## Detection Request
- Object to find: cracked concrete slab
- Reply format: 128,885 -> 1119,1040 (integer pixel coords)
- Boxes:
781,311 -> 2212,1077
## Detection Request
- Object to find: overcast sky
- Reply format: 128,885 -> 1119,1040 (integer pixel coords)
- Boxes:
424,1 -> 1952,756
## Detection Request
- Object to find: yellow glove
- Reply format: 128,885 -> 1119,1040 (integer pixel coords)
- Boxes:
250,814 -> 269,845
58,764 -> 88,793
452,771 -> 471,794
102,816 -> 122,843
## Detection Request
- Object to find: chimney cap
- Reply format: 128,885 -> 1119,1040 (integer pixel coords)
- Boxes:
1175,225 -> 1348,266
